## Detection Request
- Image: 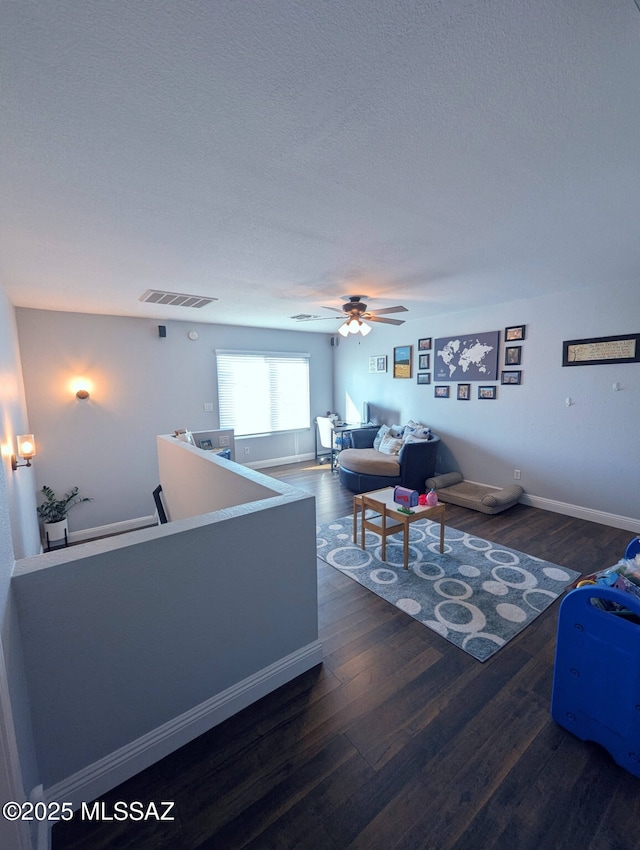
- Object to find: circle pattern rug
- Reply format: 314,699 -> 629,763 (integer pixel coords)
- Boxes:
317,515 -> 580,661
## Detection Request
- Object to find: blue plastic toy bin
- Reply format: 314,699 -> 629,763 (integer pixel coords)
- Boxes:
551,585 -> 640,779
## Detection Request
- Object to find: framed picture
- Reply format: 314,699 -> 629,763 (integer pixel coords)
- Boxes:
369,355 -> 387,373
393,345 -> 412,379
198,439 -> 213,450
417,372 -> 431,385
434,385 -> 450,398
501,370 -> 522,385
505,325 -> 526,341
562,333 -> 640,366
418,353 -> 430,370
504,345 -> 522,366
478,385 -> 497,399
434,331 -> 499,381
418,337 -> 432,351
457,383 -> 470,400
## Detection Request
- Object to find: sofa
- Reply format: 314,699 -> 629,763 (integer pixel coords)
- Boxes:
338,422 -> 440,494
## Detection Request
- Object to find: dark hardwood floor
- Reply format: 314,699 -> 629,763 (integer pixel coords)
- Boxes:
53,462 -> 639,850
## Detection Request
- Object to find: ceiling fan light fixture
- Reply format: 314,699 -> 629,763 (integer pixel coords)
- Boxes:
338,316 -> 372,337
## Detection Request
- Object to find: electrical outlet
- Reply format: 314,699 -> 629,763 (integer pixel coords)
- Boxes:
514,469 -> 521,480
244,446 -> 250,455
219,436 -> 229,446
203,402 -> 214,412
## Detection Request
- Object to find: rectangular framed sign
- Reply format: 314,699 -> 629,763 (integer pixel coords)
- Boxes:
562,333 -> 639,366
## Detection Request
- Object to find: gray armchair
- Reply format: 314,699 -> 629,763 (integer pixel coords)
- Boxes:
338,428 -> 440,494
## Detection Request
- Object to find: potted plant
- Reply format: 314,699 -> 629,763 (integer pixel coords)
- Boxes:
37,485 -> 93,545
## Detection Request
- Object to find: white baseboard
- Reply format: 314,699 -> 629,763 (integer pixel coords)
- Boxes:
43,640 -> 323,820
520,494 -> 639,533
458,477 -> 639,534
245,452 -> 315,470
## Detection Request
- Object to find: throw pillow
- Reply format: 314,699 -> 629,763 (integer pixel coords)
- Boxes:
378,434 -> 403,455
403,420 -> 431,441
403,433 -> 431,444
389,424 -> 405,437
373,424 -> 390,451
403,426 -> 431,441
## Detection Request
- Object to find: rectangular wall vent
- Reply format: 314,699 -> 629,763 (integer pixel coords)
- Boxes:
139,289 -> 218,309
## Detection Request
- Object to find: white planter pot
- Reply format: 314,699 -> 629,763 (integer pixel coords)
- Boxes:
43,518 -> 69,545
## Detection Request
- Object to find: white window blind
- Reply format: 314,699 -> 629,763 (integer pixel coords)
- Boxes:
216,350 -> 311,437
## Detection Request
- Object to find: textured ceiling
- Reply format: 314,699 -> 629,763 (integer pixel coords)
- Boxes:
1,0 -> 639,332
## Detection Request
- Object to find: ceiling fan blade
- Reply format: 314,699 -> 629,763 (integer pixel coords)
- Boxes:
367,315 -> 405,326
367,305 -> 408,316
320,306 -> 345,314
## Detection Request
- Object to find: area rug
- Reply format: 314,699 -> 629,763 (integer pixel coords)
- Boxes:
317,514 -> 580,662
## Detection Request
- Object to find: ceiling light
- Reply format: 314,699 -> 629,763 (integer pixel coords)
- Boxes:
338,317 -> 372,337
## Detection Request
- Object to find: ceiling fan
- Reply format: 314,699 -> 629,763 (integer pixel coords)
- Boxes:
295,295 -> 408,336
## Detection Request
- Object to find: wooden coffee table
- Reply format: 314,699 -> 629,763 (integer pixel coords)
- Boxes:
353,487 -> 445,570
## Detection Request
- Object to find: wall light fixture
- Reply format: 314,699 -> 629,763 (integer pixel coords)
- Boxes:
11,434 -> 36,471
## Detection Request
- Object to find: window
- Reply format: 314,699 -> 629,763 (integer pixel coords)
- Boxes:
216,350 -> 311,437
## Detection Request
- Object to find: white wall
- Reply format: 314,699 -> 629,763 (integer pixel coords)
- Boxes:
0,294 -> 40,561
12,446 -> 320,803
0,286 -> 39,849
15,309 -> 335,531
157,435 -> 278,520
333,280 -> 639,529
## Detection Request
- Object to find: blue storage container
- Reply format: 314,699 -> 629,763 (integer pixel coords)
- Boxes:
551,585 -> 640,778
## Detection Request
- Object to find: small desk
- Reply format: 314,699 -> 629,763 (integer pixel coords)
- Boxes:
315,420 -> 377,470
353,487 -> 445,570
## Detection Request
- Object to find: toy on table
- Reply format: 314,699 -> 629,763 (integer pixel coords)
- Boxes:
394,486 -> 418,508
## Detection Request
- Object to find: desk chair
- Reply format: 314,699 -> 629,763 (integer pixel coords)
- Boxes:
315,416 -> 337,467
153,485 -> 168,524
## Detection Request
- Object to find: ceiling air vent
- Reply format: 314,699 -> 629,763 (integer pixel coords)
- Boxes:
139,289 -> 218,309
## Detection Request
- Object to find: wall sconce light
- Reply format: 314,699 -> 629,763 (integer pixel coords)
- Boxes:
11,434 -> 36,471
70,377 -> 92,400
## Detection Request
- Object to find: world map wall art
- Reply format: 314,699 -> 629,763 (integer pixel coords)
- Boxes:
434,331 -> 500,381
